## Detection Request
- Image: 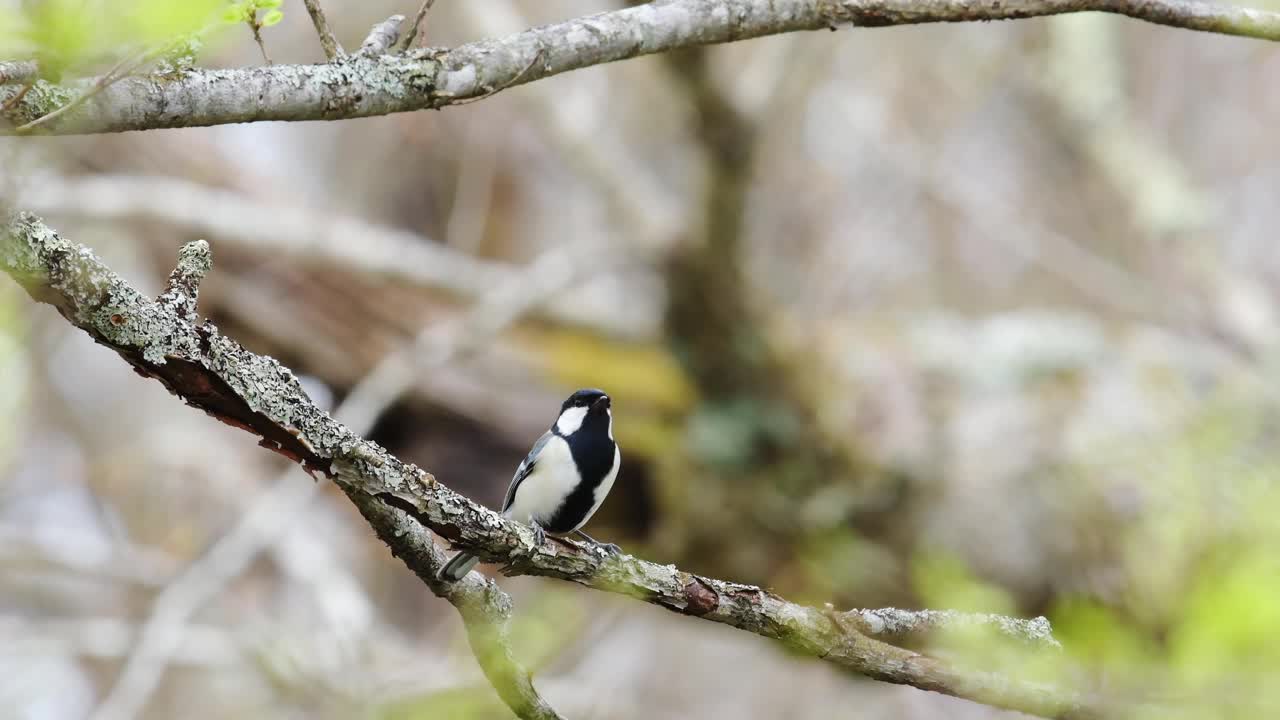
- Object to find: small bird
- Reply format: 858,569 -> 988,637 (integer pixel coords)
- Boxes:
440,388 -> 622,581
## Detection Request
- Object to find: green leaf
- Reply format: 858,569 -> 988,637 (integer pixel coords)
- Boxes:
260,9 -> 283,27
257,0 -> 283,7
222,4 -> 248,23
122,0 -> 222,39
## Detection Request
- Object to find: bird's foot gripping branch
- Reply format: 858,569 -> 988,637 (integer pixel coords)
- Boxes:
0,212 -> 1101,720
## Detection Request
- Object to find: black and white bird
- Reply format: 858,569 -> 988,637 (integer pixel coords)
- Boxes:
440,388 -> 622,581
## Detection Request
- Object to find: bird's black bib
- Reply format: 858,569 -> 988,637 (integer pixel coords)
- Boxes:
545,426 -> 616,534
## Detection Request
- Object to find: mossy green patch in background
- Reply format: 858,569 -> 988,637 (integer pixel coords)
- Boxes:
533,328 -> 694,459
1046,389 -> 1280,718
792,528 -> 900,605
1050,597 -> 1158,678
912,551 -> 1016,617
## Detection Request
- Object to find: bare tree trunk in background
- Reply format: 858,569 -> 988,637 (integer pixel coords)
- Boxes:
659,45 -> 894,587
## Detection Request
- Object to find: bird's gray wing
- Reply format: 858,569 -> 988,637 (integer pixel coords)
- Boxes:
501,430 -> 554,513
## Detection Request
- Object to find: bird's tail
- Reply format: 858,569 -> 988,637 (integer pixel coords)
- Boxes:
439,551 -> 480,581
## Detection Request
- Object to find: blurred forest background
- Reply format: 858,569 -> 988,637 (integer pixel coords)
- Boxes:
4,0 -> 1280,718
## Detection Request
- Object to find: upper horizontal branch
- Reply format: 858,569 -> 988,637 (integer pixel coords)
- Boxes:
1,0 -> 1277,134
0,211 -> 1109,719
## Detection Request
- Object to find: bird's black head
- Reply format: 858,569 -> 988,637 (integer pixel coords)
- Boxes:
562,388 -> 609,413
555,388 -> 612,436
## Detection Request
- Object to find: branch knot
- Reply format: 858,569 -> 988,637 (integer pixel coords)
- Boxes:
360,15 -> 406,57
158,239 -> 211,318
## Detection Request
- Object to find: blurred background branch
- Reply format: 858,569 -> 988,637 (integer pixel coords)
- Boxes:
14,174 -> 654,339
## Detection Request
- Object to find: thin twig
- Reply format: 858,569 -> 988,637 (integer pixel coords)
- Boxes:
302,0 -> 343,60
249,20 -> 273,65
399,0 -> 440,52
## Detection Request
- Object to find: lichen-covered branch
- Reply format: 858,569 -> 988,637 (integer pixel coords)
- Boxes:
0,212 -> 1104,719
90,241 -> 584,720
2,0 -> 1278,134
356,499 -> 564,720
848,608 -> 1063,649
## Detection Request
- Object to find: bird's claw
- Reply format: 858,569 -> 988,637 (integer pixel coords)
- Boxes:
531,523 -> 546,548
596,542 -> 622,555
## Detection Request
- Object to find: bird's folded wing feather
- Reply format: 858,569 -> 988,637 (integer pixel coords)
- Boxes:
501,430 -> 554,513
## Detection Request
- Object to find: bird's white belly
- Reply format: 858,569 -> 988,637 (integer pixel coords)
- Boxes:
504,437 -> 581,525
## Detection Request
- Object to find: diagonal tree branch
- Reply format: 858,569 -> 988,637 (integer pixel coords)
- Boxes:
400,0 -> 441,53
77,233 -> 576,720
1,0 -> 1277,135
0,212 -> 1115,719
359,498 -> 565,720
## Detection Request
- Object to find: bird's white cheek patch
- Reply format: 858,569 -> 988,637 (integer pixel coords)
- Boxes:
555,406 -> 588,435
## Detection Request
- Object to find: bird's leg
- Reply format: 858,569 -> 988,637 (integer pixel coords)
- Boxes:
531,521 -> 546,548
574,529 -> 621,555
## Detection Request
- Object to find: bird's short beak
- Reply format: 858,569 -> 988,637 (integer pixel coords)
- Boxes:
592,396 -> 611,412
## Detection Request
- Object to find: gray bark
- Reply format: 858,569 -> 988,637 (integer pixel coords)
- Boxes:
0,60 -> 38,85
2,0 -> 1279,135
